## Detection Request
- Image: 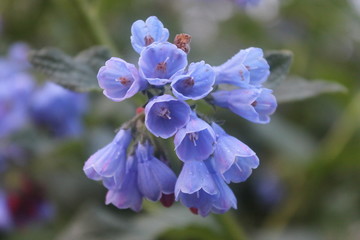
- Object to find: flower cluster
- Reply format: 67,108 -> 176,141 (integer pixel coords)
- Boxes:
84,16 -> 277,216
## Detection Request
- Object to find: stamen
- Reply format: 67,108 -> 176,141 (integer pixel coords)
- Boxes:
183,77 -> 194,87
116,77 -> 131,85
144,35 -> 154,46
188,132 -> 199,146
158,107 -> 171,119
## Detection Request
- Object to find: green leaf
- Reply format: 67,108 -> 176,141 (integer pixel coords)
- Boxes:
29,46 -> 110,92
265,50 -> 293,88
274,76 -> 347,103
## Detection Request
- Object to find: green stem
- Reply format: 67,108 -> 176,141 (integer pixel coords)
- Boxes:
73,0 -> 119,56
214,213 -> 247,240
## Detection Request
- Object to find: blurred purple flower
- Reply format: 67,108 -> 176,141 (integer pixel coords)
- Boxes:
30,82 -> 88,138
131,16 -> 170,54
0,73 -> 34,138
0,190 -> 12,231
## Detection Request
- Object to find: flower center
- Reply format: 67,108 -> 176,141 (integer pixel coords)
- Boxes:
251,101 -> 257,107
183,77 -> 194,87
144,35 -> 154,46
158,107 -> 171,119
188,132 -> 199,146
117,77 -> 131,86
156,62 -> 167,73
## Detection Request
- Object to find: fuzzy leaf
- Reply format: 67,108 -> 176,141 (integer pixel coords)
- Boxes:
265,50 -> 293,88
29,46 -> 110,92
274,76 -> 347,103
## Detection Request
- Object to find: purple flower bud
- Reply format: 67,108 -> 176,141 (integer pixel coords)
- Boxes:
136,141 -> 177,201
30,82 -> 88,138
174,112 -> 216,162
211,88 -> 277,124
171,61 -> 215,100
175,161 -> 217,217
98,57 -> 147,102
212,123 -> 259,183
131,16 -> 170,54
139,42 -> 188,86
214,47 -> 269,88
83,129 -> 132,189
105,155 -> 143,212
145,94 -> 191,139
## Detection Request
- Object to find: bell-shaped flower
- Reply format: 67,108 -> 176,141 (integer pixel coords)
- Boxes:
211,88 -> 277,124
212,122 -> 257,175
139,42 -> 188,86
171,61 -> 215,100
98,57 -> 147,102
175,160 -> 218,217
205,158 -> 237,215
83,128 -> 132,189
105,155 -> 143,212
131,16 -> 169,54
174,112 -> 216,162
145,94 -> 190,139
222,154 -> 259,183
214,47 -> 269,88
30,82 -> 88,138
136,141 -> 177,201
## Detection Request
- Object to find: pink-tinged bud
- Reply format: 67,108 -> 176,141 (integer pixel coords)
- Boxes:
136,107 -> 145,114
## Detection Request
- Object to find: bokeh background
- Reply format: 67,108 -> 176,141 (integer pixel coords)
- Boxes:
1,0 -> 360,239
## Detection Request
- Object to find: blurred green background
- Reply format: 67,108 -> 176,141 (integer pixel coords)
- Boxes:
1,0 -> 360,239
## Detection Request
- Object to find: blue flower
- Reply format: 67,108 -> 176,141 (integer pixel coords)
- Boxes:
171,61 -> 215,100
205,158 -> 237,215
98,57 -> 148,102
136,141 -> 177,201
105,155 -> 143,212
175,160 -> 217,217
30,82 -> 88,137
145,94 -> 191,139
131,16 -> 169,54
174,111 -> 216,161
83,128 -> 132,189
211,88 -> 277,124
212,122 -> 259,183
214,47 -> 269,88
0,73 -> 34,138
139,42 -> 188,86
